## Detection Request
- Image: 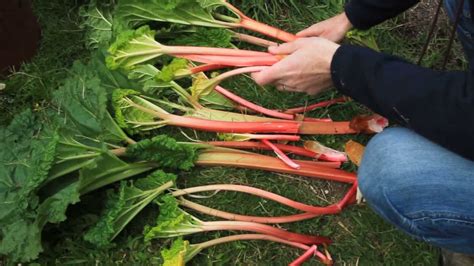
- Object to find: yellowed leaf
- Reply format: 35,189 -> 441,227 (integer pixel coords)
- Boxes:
345,140 -> 365,167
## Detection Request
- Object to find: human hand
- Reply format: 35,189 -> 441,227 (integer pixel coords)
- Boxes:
252,37 -> 340,96
297,12 -> 353,43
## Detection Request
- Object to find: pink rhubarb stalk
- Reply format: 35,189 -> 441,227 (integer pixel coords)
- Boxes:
215,85 -> 295,120
223,1 -> 298,42
179,54 -> 281,67
179,198 -> 320,224
261,139 -> 301,169
196,151 -> 357,183
207,141 -> 348,162
199,220 -> 331,245
197,234 -> 311,252
232,32 -> 279,47
289,245 -> 318,266
172,184 -> 341,215
284,97 -> 348,114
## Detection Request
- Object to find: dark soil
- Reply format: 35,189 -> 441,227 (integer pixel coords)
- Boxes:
402,0 -> 451,39
0,0 -> 41,75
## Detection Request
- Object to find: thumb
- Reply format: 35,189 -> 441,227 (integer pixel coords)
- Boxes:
296,24 -> 324,37
251,67 -> 279,86
268,41 -> 302,55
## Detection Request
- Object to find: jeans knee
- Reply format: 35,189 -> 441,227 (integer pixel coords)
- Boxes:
358,128 -> 410,199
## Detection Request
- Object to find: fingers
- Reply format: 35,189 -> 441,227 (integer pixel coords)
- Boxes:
252,58 -> 290,86
296,24 -> 323,37
268,41 -> 304,55
251,66 -> 279,86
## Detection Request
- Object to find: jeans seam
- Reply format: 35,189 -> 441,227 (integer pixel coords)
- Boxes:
380,189 -> 429,241
407,211 -> 474,224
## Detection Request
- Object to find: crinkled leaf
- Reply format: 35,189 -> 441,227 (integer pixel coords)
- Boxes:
162,238 -> 188,266
169,27 -> 233,48
84,170 -> 176,247
107,26 -> 161,70
115,0 -> 233,30
112,89 -> 158,134
157,58 -> 189,82
126,135 -> 199,171
0,110 -> 81,262
144,195 -> 198,241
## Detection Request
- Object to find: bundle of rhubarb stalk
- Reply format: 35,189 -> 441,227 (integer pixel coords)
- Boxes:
0,1 -> 387,265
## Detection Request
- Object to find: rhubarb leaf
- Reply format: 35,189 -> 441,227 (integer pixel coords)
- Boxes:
84,170 -> 176,247
168,27 -> 233,48
161,238 -> 188,266
115,0 -> 234,30
157,58 -> 189,82
77,151 -> 154,194
53,61 -> 130,144
107,26 -> 161,70
80,0 -> 114,50
112,89 -> 159,134
0,110 -> 80,263
126,135 -> 199,171
144,195 -> 199,241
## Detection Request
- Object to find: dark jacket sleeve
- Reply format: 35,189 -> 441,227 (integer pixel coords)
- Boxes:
331,45 -> 474,160
345,0 -> 419,29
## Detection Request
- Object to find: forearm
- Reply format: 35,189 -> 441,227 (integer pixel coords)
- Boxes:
345,0 -> 420,29
331,45 -> 474,160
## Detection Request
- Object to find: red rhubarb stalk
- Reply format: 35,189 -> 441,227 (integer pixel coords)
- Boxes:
336,182 -> 358,209
172,184 -> 341,214
166,45 -> 272,57
127,99 -> 301,134
221,134 -> 300,141
199,221 -> 331,245
190,64 -> 227,74
178,198 -> 320,224
215,85 -> 295,120
223,1 -> 298,42
289,245 -> 318,266
179,54 -> 281,67
197,234 -> 311,252
261,139 -> 301,169
232,32 -> 279,47
207,141 -> 347,162
196,152 -> 357,183
168,114 -> 299,134
284,97 -> 348,115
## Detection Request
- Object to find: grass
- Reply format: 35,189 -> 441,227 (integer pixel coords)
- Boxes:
0,0 -> 89,125
2,0 -> 462,264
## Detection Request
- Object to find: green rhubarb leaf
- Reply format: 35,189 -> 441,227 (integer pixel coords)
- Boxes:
162,238 -> 189,266
126,135 -> 199,171
112,89 -> 158,135
0,110 -> 78,263
115,0 -> 234,30
157,58 -> 189,82
168,27 -> 233,48
107,26 -> 161,70
53,61 -> 130,144
77,151 -> 154,194
80,0 -> 115,50
144,195 -> 198,241
84,170 -> 177,247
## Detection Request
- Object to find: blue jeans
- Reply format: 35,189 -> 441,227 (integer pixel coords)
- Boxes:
359,128 -> 474,254
359,0 -> 474,254
445,0 -> 474,64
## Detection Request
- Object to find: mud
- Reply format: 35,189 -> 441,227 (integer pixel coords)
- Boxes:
0,0 -> 41,75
